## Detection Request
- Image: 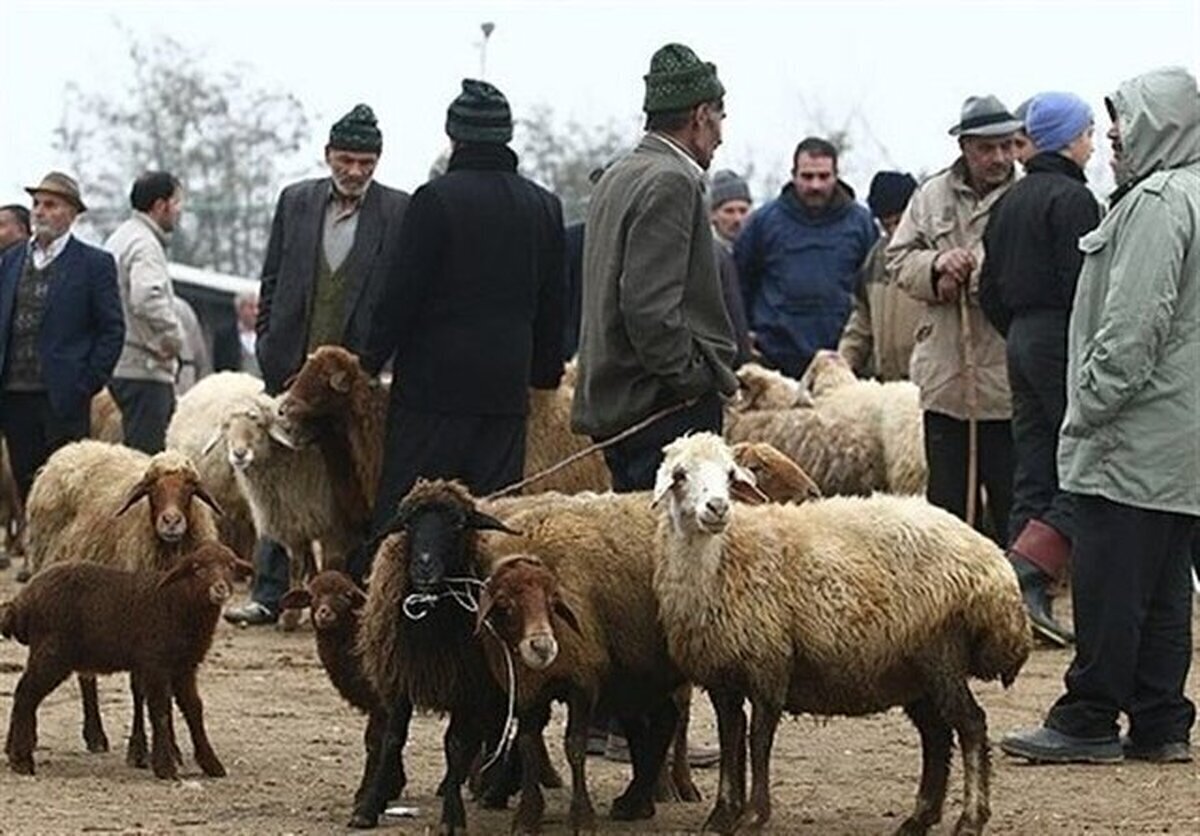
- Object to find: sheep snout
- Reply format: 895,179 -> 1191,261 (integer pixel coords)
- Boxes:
227,446 -> 253,470
313,603 -> 339,630
156,509 -> 187,542
518,633 -> 559,670
699,497 -> 731,531
208,578 -> 233,605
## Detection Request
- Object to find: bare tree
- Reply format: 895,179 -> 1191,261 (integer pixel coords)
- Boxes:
54,31 -> 313,276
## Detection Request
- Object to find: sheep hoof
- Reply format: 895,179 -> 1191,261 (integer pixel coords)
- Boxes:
198,755 -> 226,778
568,799 -> 596,833
85,732 -> 110,754
8,756 -> 34,775
951,815 -> 985,836
736,808 -> 769,831
894,818 -> 931,836
347,812 -> 378,829
609,792 -> 654,821
152,763 -> 179,781
126,739 -> 148,768
703,801 -> 741,834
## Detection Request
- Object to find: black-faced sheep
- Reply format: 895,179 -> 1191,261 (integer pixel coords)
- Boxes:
24,440 -> 222,761
278,571 -> 406,807
1,543 -> 252,779
651,433 -> 1031,835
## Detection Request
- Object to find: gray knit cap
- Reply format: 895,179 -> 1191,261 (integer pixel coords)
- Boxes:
329,104 -> 383,153
710,170 -> 751,208
446,79 -> 513,144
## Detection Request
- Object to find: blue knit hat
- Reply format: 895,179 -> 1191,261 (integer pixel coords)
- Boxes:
1026,92 -> 1093,153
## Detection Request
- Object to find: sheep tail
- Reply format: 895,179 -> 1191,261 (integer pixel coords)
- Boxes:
967,586 -> 1032,689
0,599 -> 25,644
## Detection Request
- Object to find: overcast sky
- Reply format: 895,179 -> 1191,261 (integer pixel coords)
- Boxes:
3,0 -> 1198,238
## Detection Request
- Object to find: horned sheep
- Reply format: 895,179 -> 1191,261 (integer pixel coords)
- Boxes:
650,433 -> 1030,835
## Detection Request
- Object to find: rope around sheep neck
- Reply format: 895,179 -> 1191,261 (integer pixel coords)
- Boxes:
401,577 -> 519,773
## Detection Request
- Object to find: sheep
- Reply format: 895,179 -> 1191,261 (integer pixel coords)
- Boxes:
90,388 -> 124,444
354,479 -> 521,832
166,371 -> 265,560
650,433 -> 1031,835
729,441 -> 821,504
275,346 -> 388,534
2,542 -> 252,779
802,349 -> 927,494
523,381 -> 612,494
0,436 -> 25,566
279,571 -> 406,807
24,440 -> 222,762
732,362 -> 811,411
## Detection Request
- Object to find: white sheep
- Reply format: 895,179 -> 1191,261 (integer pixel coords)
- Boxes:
651,432 -> 1030,836
801,349 -> 927,494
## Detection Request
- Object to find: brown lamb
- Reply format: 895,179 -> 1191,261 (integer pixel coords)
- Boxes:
1,543 -> 252,780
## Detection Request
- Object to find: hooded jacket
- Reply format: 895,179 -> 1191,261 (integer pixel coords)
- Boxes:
1058,66 -> 1200,515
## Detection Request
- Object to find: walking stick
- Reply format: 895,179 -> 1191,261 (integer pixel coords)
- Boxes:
959,289 -> 979,528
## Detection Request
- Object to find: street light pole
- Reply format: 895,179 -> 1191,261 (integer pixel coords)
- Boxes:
479,21 -> 495,78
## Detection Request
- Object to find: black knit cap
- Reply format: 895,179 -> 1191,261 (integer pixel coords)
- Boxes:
867,171 -> 918,219
643,43 -> 724,114
329,104 -> 383,153
446,79 -> 513,144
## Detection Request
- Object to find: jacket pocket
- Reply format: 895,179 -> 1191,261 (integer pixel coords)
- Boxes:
1077,227 -> 1110,255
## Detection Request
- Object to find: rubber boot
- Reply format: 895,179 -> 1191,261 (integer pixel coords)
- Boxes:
1009,519 -> 1074,647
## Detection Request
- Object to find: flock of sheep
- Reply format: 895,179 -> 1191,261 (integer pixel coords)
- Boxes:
0,346 -> 1032,835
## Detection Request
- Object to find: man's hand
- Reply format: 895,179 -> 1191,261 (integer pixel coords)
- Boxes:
934,248 -> 976,302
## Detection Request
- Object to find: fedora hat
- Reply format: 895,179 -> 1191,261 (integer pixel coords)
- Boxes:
948,95 -> 1023,137
25,171 -> 86,212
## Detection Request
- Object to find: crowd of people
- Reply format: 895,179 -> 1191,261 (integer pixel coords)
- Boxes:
0,41 -> 1196,769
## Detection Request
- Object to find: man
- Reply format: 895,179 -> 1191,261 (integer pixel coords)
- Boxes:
1002,66 -> 1199,765
979,92 -> 1101,648
105,171 -> 186,454
736,137 -> 877,376
1012,98 -> 1038,166
572,42 -> 737,491
709,169 -> 753,365
837,171 -> 922,380
360,78 -> 564,573
0,172 -> 124,502
213,290 -> 261,377
886,96 -> 1021,542
0,205 -> 31,252
224,105 -> 409,626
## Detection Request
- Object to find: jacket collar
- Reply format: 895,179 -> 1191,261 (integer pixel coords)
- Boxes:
1025,152 -> 1087,182
778,181 -> 854,224
447,143 -> 518,173
132,211 -> 169,245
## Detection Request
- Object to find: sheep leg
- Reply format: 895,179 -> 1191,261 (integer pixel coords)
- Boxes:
564,690 -> 596,835
530,700 -> 563,789
612,698 -> 676,821
704,688 -> 747,835
126,672 -> 149,767
6,652 -> 71,775
439,708 -> 483,835
662,685 -> 701,803
895,697 -> 952,836
78,673 -> 109,753
738,699 -> 781,831
349,695 -> 413,829
356,708 -> 405,806
278,542 -> 314,632
937,683 -> 990,836
143,673 -> 178,780
512,708 -> 547,834
172,670 -> 225,777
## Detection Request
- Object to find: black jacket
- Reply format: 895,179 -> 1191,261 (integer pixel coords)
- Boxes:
980,153 -> 1101,336
363,143 -> 565,415
256,178 -> 410,394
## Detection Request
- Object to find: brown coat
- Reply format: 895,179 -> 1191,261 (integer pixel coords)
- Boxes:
885,160 -> 1014,420
837,234 -> 923,381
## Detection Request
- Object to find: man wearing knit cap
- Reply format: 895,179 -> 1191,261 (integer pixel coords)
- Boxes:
225,103 -> 410,626
979,91 -> 1100,648
886,94 -> 1020,544
837,171 -> 922,381
1003,66 -> 1200,766
735,136 -> 877,377
709,170 -> 753,365
356,79 -> 565,585
0,172 -> 124,555
1012,98 -> 1037,165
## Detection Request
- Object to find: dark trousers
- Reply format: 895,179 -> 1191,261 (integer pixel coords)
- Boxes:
1046,495 -> 1196,745
346,408 -> 526,583
249,538 -> 291,611
0,391 -> 90,501
1007,312 -> 1074,543
600,393 -> 724,493
109,378 -> 176,454
923,410 -> 1014,546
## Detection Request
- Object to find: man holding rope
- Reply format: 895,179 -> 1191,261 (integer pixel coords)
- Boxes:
886,95 -> 1020,544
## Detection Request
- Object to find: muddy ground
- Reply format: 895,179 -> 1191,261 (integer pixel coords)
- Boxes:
1,569 -> 1197,835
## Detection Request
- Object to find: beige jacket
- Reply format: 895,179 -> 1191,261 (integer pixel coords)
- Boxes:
838,233 -> 923,381
885,160 -> 1014,420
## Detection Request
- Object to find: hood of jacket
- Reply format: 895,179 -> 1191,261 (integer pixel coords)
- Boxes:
778,179 -> 857,226
1107,65 -> 1200,187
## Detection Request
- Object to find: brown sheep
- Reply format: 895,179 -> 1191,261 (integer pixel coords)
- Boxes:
0,436 -> 24,569
1,543 -> 252,779
522,383 -> 612,494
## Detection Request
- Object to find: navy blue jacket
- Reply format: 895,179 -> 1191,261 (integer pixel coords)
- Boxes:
0,238 -> 125,418
735,183 -> 877,376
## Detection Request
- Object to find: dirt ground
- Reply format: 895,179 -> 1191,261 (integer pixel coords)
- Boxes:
1,569 -> 1197,835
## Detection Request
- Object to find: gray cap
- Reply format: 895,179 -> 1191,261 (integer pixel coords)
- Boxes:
710,169 -> 751,208
948,95 -> 1023,137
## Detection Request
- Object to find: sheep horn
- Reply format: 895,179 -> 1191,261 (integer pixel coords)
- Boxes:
466,509 -> 521,536
115,477 -> 151,517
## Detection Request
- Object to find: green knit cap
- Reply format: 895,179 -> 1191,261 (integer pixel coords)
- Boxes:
446,79 -> 514,144
643,43 -> 725,114
329,104 -> 383,153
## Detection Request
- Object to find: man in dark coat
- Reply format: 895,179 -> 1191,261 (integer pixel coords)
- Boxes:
980,91 -> 1101,648
225,105 -> 410,625
353,78 -> 565,580
0,172 -> 124,503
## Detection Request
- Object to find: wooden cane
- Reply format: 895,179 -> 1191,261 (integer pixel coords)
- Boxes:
958,289 -> 979,528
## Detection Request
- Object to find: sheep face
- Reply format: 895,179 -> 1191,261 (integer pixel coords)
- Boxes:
799,349 -> 855,396
276,346 -> 362,430
220,402 -> 298,471
158,543 -> 253,604
116,460 -> 222,543
653,433 -> 761,537
279,571 -> 366,632
477,556 -> 581,671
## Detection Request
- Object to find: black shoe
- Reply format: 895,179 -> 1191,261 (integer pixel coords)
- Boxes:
1012,558 -> 1074,648
1122,737 -> 1193,763
1000,726 -> 1122,764
0,552 -> 10,570
223,601 -> 278,626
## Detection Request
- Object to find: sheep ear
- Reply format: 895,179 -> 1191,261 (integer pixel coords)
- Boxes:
329,371 -> 351,393
281,372 -> 299,392
279,588 -> 311,611
552,597 -> 583,636
349,586 -> 368,609
466,509 -> 521,536
157,559 -> 198,589
193,484 -> 224,517
475,585 -> 495,636
267,419 -> 299,450
729,464 -> 769,505
650,467 -> 674,508
116,477 -> 151,517
201,427 -> 224,457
